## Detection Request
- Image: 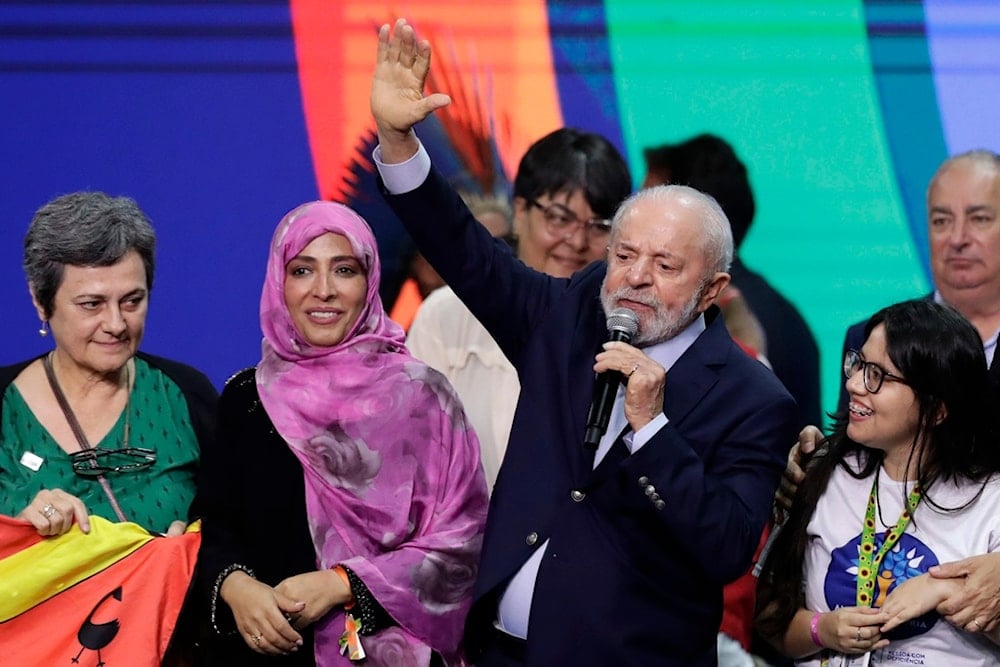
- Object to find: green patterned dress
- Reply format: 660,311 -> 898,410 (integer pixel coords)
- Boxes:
0,357 -> 200,534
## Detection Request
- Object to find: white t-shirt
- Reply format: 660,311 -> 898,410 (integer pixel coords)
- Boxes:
407,286 -> 519,492
799,460 -> 1000,666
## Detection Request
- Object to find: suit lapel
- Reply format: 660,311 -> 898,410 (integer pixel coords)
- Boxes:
661,308 -> 727,426
585,424 -> 632,488
567,305 -> 609,483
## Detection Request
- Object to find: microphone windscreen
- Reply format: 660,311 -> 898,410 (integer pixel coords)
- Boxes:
606,308 -> 639,339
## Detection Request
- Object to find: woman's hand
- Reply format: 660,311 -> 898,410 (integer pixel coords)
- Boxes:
880,574 -> 959,633
274,569 -> 353,629
815,606 -> 889,654
16,488 -> 89,536
219,570 -> 305,655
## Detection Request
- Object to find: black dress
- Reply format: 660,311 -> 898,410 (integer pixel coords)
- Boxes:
191,368 -> 318,665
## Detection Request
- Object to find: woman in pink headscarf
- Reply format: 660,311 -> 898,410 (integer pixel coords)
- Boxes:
192,201 -> 488,666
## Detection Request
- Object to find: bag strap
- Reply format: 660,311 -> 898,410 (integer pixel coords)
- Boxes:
42,354 -> 129,523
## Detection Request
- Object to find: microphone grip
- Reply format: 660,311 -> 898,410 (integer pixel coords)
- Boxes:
583,323 -> 635,449
583,369 -> 624,449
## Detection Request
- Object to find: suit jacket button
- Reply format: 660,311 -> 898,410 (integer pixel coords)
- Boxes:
570,490 -> 585,502
654,500 -> 666,511
644,484 -> 656,496
650,492 -> 660,502
638,476 -> 650,486
526,532 -> 538,546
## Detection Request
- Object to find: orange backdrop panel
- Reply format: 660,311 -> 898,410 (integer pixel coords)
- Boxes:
291,0 -> 563,199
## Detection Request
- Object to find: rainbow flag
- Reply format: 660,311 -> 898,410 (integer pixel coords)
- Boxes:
0,515 -> 200,666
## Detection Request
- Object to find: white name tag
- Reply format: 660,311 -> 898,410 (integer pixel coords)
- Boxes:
19,451 -> 43,472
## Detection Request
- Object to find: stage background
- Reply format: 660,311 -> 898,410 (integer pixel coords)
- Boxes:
1,0 -> 997,418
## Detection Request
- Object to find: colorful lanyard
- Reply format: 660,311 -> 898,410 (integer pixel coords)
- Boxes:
818,471 -> 923,667
856,473 -> 923,607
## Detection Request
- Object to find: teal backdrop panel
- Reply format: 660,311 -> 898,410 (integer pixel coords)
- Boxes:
605,0 -> 930,418
864,0 -> 948,284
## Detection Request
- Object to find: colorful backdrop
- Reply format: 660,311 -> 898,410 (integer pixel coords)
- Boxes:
1,0 -> 997,416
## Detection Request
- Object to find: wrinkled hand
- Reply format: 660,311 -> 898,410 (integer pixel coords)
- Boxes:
371,18 -> 451,162
220,570 -> 305,655
930,553 -> 1000,632
274,569 -> 352,629
774,425 -> 823,521
16,488 -> 90,536
881,574 -> 958,633
815,607 -> 889,654
594,342 -> 665,433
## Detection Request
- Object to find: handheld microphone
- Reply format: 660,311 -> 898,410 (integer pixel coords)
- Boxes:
583,308 -> 640,449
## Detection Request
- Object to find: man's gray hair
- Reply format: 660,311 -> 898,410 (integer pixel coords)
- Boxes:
928,149 -> 1000,200
611,184 -> 734,276
24,191 -> 156,318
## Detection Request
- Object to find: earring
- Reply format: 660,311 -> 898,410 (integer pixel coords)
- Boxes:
38,321 -> 49,337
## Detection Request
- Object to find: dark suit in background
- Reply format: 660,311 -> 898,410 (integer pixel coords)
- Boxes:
732,257 -> 822,427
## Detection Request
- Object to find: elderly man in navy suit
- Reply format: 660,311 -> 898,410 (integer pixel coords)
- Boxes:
370,20 -> 799,666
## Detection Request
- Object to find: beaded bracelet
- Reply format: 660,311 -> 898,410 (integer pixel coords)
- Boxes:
340,565 -> 398,637
809,612 -> 824,648
210,563 -> 256,636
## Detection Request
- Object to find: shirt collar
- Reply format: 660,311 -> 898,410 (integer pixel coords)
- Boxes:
933,291 -> 1000,365
640,313 -> 706,374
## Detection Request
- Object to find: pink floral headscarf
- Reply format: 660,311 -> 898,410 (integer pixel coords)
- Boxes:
256,202 -> 488,666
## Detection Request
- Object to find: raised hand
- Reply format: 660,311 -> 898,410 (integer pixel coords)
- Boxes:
371,18 -> 452,163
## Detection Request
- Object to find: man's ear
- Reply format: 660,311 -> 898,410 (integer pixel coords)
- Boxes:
697,272 -> 731,313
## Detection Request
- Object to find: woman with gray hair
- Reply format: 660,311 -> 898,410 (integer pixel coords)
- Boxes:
0,191 -> 216,536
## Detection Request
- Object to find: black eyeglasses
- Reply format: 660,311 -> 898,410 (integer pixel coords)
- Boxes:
70,447 -> 157,477
843,349 -> 908,394
527,199 -> 612,242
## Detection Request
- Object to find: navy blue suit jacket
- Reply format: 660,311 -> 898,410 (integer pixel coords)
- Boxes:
384,167 -> 799,666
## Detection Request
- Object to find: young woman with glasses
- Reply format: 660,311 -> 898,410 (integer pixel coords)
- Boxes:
755,299 -> 1000,665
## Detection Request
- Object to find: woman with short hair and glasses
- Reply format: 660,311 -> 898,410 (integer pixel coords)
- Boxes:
0,191 -> 216,537
755,299 -> 1000,664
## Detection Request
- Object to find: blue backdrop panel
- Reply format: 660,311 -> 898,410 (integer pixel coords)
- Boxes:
0,2 -> 317,386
